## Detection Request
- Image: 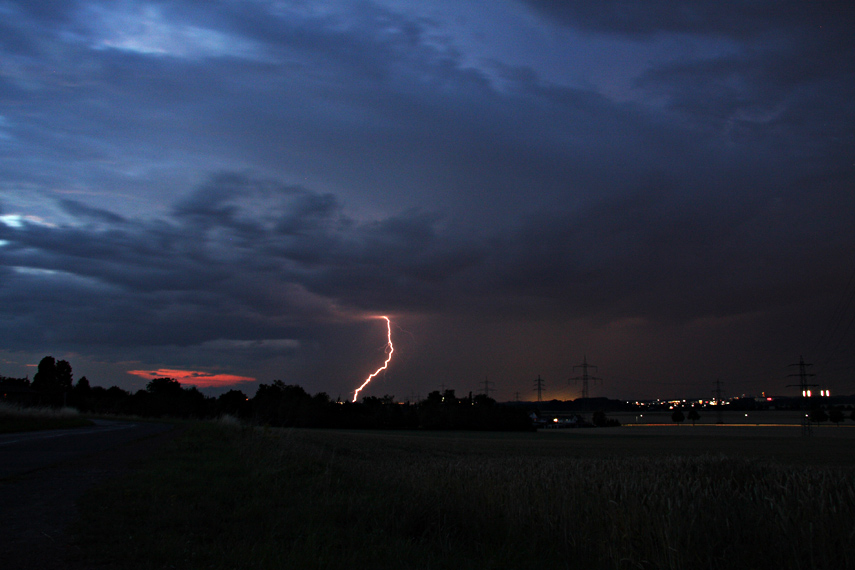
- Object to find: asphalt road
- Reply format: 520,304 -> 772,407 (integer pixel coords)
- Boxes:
0,419 -> 172,479
0,419 -> 176,569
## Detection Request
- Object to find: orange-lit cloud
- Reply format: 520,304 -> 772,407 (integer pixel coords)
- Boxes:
127,368 -> 255,388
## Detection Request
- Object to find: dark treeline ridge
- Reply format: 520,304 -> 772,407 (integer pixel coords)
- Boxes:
1,357 -> 534,431
516,397 -> 636,413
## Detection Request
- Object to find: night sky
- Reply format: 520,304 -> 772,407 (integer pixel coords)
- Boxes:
2,1 -> 854,402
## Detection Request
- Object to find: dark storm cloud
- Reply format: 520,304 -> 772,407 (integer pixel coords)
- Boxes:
58,199 -> 128,224
1,1 -> 853,396
524,2 -> 855,146
521,0 -> 854,39
0,0 -> 77,54
635,35 -> 855,140
484,194 -> 843,322
4,166 -> 850,351
3,0 -> 819,223
1,176 -> 474,353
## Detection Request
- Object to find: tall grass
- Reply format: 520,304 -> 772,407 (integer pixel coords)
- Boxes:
74,424 -> 855,570
0,401 -> 92,432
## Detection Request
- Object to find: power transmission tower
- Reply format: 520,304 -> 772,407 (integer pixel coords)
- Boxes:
570,355 -> 601,399
533,375 -> 545,402
712,379 -> 725,424
481,376 -> 495,399
787,355 -> 818,436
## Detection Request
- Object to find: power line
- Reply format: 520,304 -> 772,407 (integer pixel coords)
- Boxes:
480,376 -> 495,399
812,262 -> 855,377
812,264 -> 855,353
787,355 -> 818,394
533,374 -> 545,402
786,355 -> 819,436
569,355 -> 601,399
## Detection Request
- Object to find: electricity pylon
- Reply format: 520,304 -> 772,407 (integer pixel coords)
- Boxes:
787,355 -> 818,436
481,376 -> 495,399
570,355 -> 601,399
533,375 -> 545,402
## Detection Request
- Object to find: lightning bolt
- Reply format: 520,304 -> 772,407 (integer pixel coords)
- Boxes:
353,315 -> 394,402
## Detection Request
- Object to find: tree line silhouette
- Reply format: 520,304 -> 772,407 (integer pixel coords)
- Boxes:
0,356 -> 534,431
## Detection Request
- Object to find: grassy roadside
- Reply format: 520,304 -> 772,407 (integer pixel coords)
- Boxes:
0,403 -> 93,433
73,423 -> 855,570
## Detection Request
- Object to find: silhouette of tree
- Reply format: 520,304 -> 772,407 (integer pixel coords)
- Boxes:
0,375 -> 33,405
809,407 -> 828,423
828,407 -> 844,426
472,394 -> 495,406
425,390 -> 443,405
75,376 -> 91,392
419,389 -> 463,429
590,409 -> 620,428
354,395 -> 417,429
312,392 -> 331,406
70,376 -> 92,410
182,386 -> 208,417
31,356 -> 72,406
134,377 -> 207,418
146,377 -> 183,396
671,409 -> 685,425
31,356 -> 56,391
416,389 -> 532,431
13,355 -> 541,430
251,381 -> 314,426
97,386 -> 132,415
217,389 -> 249,417
56,360 -> 73,391
687,408 -> 700,426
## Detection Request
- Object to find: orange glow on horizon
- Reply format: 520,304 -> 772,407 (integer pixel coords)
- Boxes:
127,368 -> 256,388
352,315 -> 394,402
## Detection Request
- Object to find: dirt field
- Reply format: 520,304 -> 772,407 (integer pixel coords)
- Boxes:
609,409 -> 842,426
534,416 -> 855,467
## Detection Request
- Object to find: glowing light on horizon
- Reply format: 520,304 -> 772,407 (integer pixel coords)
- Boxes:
353,316 -> 394,402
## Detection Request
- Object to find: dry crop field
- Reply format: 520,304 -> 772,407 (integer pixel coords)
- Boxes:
75,422 -> 855,570
610,409 -> 839,426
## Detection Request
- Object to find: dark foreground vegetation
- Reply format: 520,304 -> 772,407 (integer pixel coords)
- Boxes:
72,422 -> 855,570
0,403 -> 93,433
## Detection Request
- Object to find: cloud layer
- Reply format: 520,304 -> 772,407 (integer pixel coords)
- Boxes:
1,1 -> 853,398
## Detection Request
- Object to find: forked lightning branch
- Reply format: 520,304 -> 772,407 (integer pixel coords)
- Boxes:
352,316 -> 394,402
